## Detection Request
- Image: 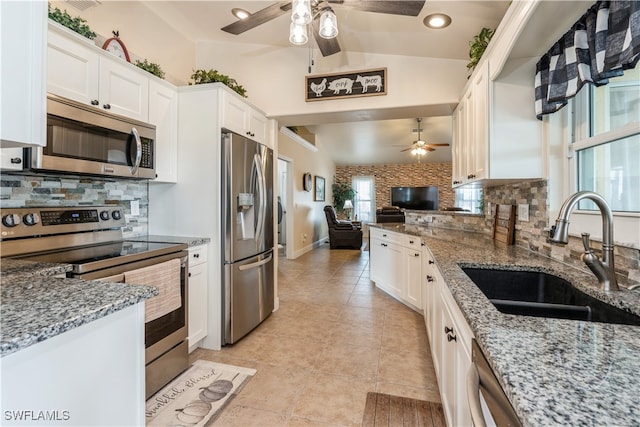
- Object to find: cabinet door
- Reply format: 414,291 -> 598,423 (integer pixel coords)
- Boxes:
1,1 -> 47,147
440,301 -> 457,426
47,25 -> 100,106
405,248 -> 422,310
370,238 -> 404,298
248,108 -> 268,144
451,102 -> 466,187
149,80 -> 178,182
188,246 -> 208,352
469,62 -> 488,181
221,92 -> 247,135
99,57 -> 149,121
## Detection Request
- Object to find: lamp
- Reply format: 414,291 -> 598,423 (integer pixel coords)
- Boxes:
318,8 -> 339,39
343,200 -> 353,220
289,3 -> 338,46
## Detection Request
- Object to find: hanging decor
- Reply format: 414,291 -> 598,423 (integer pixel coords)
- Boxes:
305,68 -> 387,101
534,1 -> 640,119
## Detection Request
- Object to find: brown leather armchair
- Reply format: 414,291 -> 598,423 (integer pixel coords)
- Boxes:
324,206 -> 363,249
376,206 -> 405,223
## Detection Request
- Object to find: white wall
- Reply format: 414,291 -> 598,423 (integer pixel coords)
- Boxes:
195,40 -> 468,121
277,131 -> 336,257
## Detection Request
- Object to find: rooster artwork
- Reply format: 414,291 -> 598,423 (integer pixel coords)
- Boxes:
305,68 -> 387,101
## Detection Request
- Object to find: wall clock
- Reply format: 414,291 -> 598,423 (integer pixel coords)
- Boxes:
303,172 -> 312,192
102,30 -> 131,62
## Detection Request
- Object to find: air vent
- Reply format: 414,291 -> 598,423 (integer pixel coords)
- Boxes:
64,0 -> 101,11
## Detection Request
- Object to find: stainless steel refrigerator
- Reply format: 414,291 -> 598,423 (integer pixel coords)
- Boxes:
221,130 -> 274,345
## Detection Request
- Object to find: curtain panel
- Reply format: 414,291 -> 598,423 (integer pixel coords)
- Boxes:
534,1 -> 640,120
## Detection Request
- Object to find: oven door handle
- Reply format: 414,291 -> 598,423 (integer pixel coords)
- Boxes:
238,254 -> 272,271
95,273 -> 125,283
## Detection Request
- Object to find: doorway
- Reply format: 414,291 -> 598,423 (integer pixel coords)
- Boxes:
277,157 -> 292,258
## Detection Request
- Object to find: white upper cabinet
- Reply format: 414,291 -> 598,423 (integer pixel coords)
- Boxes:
1,1 -> 47,147
220,90 -> 268,145
148,80 -> 178,182
47,21 -> 149,122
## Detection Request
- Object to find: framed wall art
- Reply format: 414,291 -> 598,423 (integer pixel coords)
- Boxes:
314,176 -> 325,202
305,68 -> 387,102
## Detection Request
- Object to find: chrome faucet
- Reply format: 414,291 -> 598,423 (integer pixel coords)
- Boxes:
549,191 -> 619,292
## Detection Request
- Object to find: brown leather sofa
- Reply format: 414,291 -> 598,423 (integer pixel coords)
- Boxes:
375,206 -> 405,223
324,206 -> 363,249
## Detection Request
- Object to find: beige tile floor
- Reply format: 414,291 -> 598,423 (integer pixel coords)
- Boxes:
190,244 -> 440,426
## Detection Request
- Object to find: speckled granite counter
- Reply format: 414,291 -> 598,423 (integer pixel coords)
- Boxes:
370,223 -> 640,426
131,234 -> 211,247
1,260 -> 157,357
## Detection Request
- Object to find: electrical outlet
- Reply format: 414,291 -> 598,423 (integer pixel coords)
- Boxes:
518,204 -> 530,222
424,216 -> 433,223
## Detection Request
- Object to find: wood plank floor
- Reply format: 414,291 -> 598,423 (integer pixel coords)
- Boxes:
362,392 -> 446,427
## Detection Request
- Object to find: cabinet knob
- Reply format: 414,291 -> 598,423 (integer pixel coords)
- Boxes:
444,326 -> 454,334
103,104 -> 111,110
91,99 -> 99,106
413,253 -> 420,257
10,157 -> 22,164
426,275 -> 434,282
188,272 -> 192,277
447,333 -> 457,342
428,260 -> 435,264
467,174 -> 476,179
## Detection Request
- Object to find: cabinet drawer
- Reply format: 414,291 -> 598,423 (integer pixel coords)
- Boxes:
403,234 -> 422,249
370,228 -> 403,244
188,245 -> 208,266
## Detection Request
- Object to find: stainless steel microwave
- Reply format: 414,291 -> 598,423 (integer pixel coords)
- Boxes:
26,95 -> 156,179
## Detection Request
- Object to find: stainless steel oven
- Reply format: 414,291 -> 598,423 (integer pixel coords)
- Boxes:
0,206 -> 188,399
24,94 -> 156,179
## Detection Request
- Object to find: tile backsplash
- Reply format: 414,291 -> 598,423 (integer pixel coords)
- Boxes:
407,179 -> 639,287
0,174 -> 148,238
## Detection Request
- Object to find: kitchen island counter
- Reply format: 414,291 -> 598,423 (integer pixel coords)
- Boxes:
369,222 -> 640,426
131,234 -> 211,247
0,260 -> 157,357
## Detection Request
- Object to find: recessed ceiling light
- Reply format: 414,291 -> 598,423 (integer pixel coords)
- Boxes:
232,8 -> 250,20
423,13 -> 452,29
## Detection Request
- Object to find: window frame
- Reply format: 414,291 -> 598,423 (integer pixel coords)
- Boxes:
351,175 -> 375,223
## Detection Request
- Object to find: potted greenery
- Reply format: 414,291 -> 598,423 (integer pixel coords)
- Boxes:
135,59 -> 165,79
48,4 -> 96,40
332,182 -> 356,214
467,27 -> 495,75
190,69 -> 247,98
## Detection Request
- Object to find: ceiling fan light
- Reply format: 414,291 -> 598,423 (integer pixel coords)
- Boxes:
291,0 -> 312,24
289,21 -> 309,45
319,9 -> 338,39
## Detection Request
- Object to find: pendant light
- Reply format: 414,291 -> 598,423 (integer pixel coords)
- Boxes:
291,0 -> 312,24
318,8 -> 338,39
289,21 -> 309,45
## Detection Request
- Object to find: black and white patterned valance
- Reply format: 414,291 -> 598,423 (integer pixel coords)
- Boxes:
535,1 -> 640,120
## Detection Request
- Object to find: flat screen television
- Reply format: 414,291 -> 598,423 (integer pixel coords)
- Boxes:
391,186 -> 439,210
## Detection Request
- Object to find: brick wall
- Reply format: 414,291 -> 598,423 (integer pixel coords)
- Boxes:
335,162 -> 454,210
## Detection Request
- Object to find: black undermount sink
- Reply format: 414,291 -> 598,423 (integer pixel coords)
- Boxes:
462,268 -> 640,326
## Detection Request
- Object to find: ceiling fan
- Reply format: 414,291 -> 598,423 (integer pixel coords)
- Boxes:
399,118 -> 450,155
221,0 -> 426,57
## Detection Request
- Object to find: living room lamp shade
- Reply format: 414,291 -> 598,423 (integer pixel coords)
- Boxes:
343,200 -> 353,210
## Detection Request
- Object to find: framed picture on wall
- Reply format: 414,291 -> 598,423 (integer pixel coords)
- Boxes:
314,176 -> 325,201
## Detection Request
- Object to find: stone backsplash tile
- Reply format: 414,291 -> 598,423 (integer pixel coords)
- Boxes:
0,174 -> 148,238
336,163 -> 454,210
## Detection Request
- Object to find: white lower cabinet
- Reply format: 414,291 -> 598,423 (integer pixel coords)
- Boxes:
422,241 -> 474,427
370,228 -> 421,311
188,244 -> 209,352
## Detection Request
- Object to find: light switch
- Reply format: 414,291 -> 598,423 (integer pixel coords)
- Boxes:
518,204 -> 529,222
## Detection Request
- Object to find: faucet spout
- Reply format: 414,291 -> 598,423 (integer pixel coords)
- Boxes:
549,191 -> 619,292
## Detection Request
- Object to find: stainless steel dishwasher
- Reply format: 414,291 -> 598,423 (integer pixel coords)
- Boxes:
467,339 -> 522,427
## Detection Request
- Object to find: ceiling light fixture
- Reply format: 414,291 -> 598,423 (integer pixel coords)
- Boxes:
289,1 -> 339,46
423,13 -> 452,29
232,8 -> 250,20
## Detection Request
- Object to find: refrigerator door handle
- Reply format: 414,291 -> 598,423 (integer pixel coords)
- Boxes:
253,153 -> 267,245
238,253 -> 273,271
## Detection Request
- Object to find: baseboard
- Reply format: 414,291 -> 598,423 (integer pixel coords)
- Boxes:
291,236 -> 328,259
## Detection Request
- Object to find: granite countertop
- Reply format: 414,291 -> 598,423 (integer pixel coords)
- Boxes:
0,260 -> 158,357
369,223 -> 640,426
130,234 -> 211,247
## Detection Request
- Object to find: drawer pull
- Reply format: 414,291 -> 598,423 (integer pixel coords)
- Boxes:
426,275 -> 434,282
444,326 -> 454,334
447,333 -> 457,342
428,260 -> 435,264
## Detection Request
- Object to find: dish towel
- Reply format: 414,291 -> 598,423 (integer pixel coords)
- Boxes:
125,258 -> 181,323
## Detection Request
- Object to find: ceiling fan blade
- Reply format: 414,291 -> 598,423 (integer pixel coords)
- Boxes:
221,2 -> 292,35
329,0 -> 425,17
425,147 -> 436,152
426,144 -> 450,147
312,24 -> 341,56
400,147 -> 413,152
